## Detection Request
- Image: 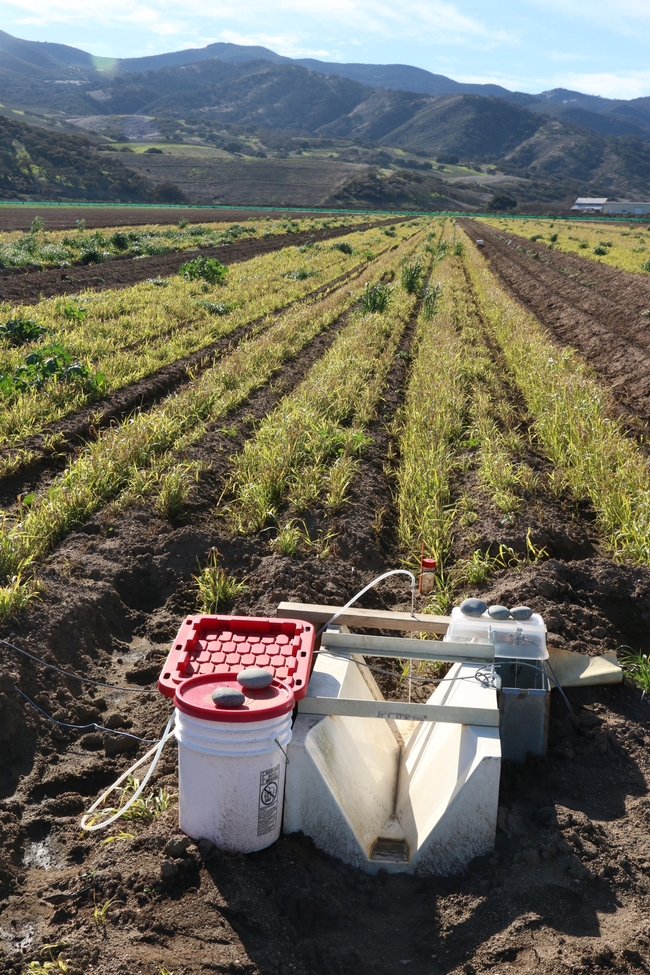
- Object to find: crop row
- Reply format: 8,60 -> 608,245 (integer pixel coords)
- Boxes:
228,254 -> 431,533
395,241 -> 540,609
0,213 -> 363,270
0,224 -> 418,450
0,226 -> 429,613
463,237 -> 650,564
484,215 -> 650,275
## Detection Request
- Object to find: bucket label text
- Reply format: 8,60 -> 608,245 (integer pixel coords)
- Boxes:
258,764 -> 280,836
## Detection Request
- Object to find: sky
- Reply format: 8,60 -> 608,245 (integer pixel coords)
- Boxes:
3,0 -> 650,100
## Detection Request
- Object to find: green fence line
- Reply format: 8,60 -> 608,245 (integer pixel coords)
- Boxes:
0,202 -> 645,225
0,201 -> 428,216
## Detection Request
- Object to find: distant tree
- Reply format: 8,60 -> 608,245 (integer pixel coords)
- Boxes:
436,153 -> 459,165
150,182 -> 189,204
488,193 -> 517,211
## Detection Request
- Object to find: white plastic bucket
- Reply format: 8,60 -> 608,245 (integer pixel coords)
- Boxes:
174,706 -> 293,853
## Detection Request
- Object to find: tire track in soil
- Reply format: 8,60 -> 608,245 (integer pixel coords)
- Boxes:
0,251 -> 395,507
0,219 -> 404,305
460,218 -> 650,423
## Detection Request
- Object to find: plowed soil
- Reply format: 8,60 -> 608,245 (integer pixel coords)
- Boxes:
0,207 -> 347,233
2,237 -> 650,975
460,218 -> 650,423
0,221 -> 388,306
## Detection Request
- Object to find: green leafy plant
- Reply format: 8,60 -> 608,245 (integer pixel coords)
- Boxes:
270,520 -> 305,556
198,300 -> 233,315
93,894 -> 118,926
284,268 -> 315,280
618,648 -> 650,696
0,317 -> 46,345
401,257 -> 424,294
155,462 -> 200,520
29,216 -> 45,234
179,256 -> 227,284
194,550 -> 248,613
79,248 -> 104,265
23,942 -> 69,974
109,231 -> 129,251
332,241 -> 353,254
62,303 -> 87,322
114,776 -> 175,822
361,282 -> 392,313
422,284 -> 441,320
593,246 -> 607,256
0,345 -> 105,396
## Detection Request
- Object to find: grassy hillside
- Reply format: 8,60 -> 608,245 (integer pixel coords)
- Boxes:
0,115 -> 152,201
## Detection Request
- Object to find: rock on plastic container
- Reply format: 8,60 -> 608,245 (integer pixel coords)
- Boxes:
173,673 -> 295,853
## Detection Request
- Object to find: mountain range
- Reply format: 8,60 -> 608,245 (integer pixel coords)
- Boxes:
4,29 -> 650,140
3,29 -> 650,207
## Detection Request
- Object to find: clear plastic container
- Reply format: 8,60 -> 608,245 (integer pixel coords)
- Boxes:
445,607 -> 547,660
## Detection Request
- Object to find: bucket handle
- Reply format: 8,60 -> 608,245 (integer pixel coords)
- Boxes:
274,736 -> 289,765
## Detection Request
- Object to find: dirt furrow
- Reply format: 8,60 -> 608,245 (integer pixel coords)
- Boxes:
460,219 -> 650,422
466,219 -> 650,350
0,219 -> 401,305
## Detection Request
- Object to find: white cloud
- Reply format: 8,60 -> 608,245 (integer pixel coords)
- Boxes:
555,70 -> 650,100
2,0 -> 509,52
218,29 -> 334,59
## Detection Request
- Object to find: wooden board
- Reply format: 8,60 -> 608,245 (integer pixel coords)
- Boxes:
297,696 -> 500,727
277,601 -> 450,635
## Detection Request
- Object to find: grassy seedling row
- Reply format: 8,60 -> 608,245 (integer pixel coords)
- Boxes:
396,243 -> 545,611
0,224 -> 418,450
228,252 -> 431,533
0,227 -> 430,615
484,215 -> 650,275
463,231 -> 650,564
0,214 -> 363,270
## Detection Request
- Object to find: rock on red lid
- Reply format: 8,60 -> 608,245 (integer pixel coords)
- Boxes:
174,673 -> 295,723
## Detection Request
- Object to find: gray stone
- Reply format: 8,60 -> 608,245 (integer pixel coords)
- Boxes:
237,667 -> 274,690
459,598 -> 487,618
211,686 -> 245,708
510,606 -> 533,621
488,605 -> 511,621
164,835 -> 190,858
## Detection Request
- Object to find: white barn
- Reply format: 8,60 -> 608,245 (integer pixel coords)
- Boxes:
602,201 -> 650,216
570,198 -> 607,213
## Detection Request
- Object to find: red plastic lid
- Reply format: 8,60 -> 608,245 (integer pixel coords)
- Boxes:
174,673 -> 295,723
158,615 -> 315,701
421,558 -> 437,569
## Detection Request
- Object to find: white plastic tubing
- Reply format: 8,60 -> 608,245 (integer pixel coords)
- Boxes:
81,568 -> 417,833
316,568 -> 416,636
80,712 -> 175,832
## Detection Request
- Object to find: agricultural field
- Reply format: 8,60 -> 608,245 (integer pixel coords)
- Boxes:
484,214 -> 650,274
2,212 -> 650,975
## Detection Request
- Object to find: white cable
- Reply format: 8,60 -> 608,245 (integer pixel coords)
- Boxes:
316,569 -> 416,637
80,712 -> 175,832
